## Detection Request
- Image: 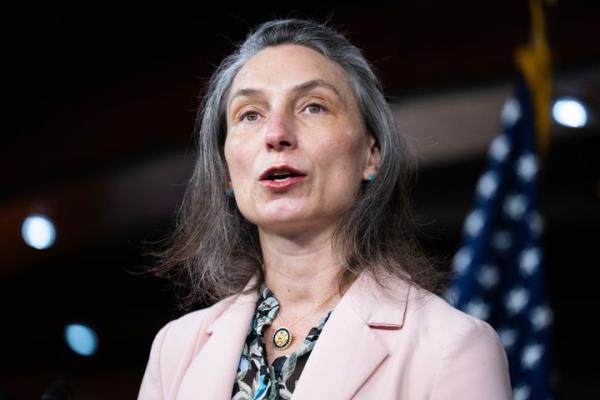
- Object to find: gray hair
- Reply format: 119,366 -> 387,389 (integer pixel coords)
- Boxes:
152,19 -> 443,308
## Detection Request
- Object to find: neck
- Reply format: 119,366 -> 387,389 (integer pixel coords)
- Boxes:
259,225 -> 346,311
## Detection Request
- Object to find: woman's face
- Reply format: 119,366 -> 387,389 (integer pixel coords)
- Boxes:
224,44 -> 379,235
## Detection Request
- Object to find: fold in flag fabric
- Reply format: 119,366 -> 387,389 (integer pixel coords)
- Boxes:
445,73 -> 553,400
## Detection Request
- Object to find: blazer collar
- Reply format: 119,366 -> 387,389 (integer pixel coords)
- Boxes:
176,276 -> 260,400
292,273 -> 412,399
176,272 -> 412,400
346,272 -> 412,328
205,275 -> 261,335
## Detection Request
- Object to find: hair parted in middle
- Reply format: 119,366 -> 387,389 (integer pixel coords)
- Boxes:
152,18 -> 443,308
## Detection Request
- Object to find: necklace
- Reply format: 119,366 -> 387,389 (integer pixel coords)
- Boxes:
271,291 -> 339,351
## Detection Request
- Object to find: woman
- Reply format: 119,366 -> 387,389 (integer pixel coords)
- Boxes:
139,19 -> 511,399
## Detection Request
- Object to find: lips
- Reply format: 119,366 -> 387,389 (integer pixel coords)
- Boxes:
259,165 -> 307,181
259,165 -> 307,191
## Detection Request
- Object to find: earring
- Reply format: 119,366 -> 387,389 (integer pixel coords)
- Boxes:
366,173 -> 377,182
225,187 -> 234,196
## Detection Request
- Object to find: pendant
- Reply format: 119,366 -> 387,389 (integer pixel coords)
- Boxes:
272,327 -> 292,350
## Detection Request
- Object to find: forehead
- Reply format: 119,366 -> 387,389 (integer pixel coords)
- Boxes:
228,44 -> 354,101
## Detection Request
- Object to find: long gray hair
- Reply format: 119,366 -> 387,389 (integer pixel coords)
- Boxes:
152,18 -> 443,308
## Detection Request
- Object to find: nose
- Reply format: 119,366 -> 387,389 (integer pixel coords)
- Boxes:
265,112 -> 297,151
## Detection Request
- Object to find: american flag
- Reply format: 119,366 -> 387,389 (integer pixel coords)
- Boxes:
445,73 -> 553,400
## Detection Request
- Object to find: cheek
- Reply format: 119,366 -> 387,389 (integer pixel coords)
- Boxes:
317,136 -> 367,200
325,135 -> 367,176
224,137 -> 248,182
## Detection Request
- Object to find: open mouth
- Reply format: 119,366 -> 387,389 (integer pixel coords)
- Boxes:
266,171 -> 303,182
259,166 -> 307,190
260,166 -> 307,182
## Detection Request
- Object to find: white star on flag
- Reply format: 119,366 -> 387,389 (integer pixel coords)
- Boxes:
519,248 -> 541,276
517,153 -> 538,182
513,385 -> 531,400
501,98 -> 521,125
466,299 -> 491,320
492,230 -> 513,252
504,194 -> 527,219
465,210 -> 485,237
522,343 -> 543,369
477,171 -> 499,198
490,135 -> 511,161
499,328 -> 517,349
477,264 -> 500,289
530,306 -> 553,331
453,247 -> 472,274
506,288 -> 529,315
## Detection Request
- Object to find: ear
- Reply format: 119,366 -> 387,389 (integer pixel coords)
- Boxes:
362,135 -> 381,180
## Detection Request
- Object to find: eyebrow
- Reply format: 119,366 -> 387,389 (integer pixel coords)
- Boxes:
291,79 -> 342,98
227,79 -> 344,110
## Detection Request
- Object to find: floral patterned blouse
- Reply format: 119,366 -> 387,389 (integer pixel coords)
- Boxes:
231,283 -> 333,400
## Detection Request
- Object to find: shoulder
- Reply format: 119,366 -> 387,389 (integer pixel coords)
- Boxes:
342,274 -> 511,398
404,287 -> 512,399
348,273 -> 507,363
351,272 -> 499,340
137,296 -> 237,399
408,286 -> 500,341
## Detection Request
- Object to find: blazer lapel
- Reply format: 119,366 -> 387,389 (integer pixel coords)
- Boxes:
292,273 -> 411,400
176,283 -> 259,400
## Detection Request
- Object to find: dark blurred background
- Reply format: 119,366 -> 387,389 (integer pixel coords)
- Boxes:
1,1 -> 598,399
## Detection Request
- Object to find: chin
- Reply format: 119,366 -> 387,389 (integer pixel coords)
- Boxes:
248,210 -> 313,233
255,214 -> 308,230
250,201 -> 308,222
241,202 -> 345,234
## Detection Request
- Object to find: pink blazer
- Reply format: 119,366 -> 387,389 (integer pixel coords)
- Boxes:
138,273 -> 511,399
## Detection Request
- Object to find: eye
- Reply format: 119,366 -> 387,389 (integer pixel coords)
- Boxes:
304,103 -> 326,114
240,110 -> 260,122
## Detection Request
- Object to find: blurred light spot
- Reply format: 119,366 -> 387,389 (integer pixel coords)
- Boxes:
552,97 -> 588,128
21,214 -> 56,250
65,324 -> 98,356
